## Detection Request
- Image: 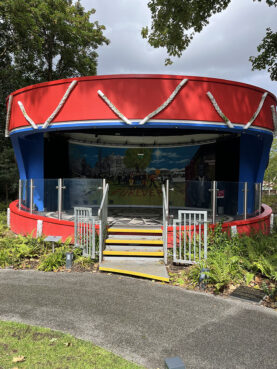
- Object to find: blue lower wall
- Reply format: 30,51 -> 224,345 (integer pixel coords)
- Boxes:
11,133 -> 44,211
238,132 -> 273,214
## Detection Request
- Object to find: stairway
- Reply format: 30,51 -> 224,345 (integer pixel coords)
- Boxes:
99,227 -> 169,282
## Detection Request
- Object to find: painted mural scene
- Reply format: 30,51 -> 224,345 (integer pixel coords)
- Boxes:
0,1 -> 277,367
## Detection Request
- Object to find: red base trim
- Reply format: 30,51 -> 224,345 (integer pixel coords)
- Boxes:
9,200 -> 272,245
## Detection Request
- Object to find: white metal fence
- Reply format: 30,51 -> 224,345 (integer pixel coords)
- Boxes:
173,210 -> 208,264
74,207 -> 97,259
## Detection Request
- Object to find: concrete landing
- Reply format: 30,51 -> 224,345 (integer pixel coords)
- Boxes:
99,260 -> 169,282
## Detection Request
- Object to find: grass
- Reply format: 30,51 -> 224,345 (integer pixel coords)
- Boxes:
0,321 -> 145,369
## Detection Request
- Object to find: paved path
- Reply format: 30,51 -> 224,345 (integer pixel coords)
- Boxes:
0,270 -> 276,369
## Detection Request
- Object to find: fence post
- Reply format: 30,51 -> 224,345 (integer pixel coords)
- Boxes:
18,179 -> 22,210
7,208 -> 10,228
30,179 -> 34,214
211,181 -> 217,224
243,182 -> 248,220
57,178 -> 66,220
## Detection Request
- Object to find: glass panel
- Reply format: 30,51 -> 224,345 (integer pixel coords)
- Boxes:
62,178 -> 103,217
169,179 -> 212,221
254,183 -> 261,216
216,181 -> 239,221
43,179 -> 58,213
20,179 -> 29,211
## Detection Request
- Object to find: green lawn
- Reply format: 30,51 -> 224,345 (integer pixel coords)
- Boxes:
0,321 -> 145,369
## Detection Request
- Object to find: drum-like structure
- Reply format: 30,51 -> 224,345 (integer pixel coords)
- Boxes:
6,74 -> 277,239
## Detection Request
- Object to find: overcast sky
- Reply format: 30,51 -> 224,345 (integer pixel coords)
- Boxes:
83,0 -> 277,97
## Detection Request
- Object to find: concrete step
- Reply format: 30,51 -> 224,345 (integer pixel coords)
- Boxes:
105,238 -> 163,245
103,256 -> 163,262
103,249 -> 164,257
105,245 -> 164,252
107,234 -> 162,240
108,227 -> 162,234
99,259 -> 169,282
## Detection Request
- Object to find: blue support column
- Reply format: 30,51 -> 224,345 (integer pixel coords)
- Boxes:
238,132 -> 273,215
11,133 -> 44,211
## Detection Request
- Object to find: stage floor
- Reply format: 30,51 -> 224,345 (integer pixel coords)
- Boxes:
37,207 -> 234,227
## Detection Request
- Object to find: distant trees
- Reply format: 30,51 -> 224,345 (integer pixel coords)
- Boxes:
0,0 -> 109,201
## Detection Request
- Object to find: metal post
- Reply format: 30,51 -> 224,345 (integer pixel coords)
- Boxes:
103,178 -> 106,195
166,179 -> 169,211
57,178 -> 66,220
258,182 -> 262,215
211,181 -> 217,224
18,179 -> 22,210
30,179 -> 34,214
243,182 -> 248,220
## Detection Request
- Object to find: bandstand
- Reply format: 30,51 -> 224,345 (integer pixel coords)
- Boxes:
6,75 -> 277,280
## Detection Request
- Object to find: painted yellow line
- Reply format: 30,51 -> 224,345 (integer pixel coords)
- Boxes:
99,267 -> 169,282
103,251 -> 164,256
105,239 -> 163,245
108,228 -> 162,234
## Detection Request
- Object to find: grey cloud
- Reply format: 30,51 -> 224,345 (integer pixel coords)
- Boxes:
83,0 -> 277,96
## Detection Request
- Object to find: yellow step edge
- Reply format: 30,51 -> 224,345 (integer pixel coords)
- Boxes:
99,267 -> 169,282
108,228 -> 162,234
103,251 -> 164,256
106,239 -> 163,245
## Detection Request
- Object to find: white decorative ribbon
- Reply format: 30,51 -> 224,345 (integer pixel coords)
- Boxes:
271,105 -> 277,131
5,95 -> 13,137
18,101 -> 38,129
244,92 -> 268,130
98,79 -> 188,126
17,80 -> 78,130
206,91 -> 234,128
42,80 -> 78,129
97,90 -> 132,125
139,79 -> 188,125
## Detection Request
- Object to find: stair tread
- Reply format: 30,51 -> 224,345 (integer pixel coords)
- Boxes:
105,239 -> 163,245
108,228 -> 162,234
105,245 -> 163,252
99,260 -> 169,282
103,250 -> 164,256
107,234 -> 162,240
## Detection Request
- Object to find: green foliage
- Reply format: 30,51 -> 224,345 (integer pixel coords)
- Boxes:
143,0 -> 277,76
264,137 -> 277,190
250,27 -> 277,80
123,148 -> 153,172
0,0 -> 109,82
38,246 -> 69,272
187,224 -> 277,292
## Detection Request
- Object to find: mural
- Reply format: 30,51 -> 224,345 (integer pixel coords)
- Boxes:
68,143 -> 215,207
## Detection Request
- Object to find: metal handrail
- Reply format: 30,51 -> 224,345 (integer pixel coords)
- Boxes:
98,183 -> 109,263
162,184 -> 168,264
98,183 -> 109,218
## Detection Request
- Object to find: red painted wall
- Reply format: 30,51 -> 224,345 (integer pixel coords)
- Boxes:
10,200 -> 272,246
7,75 -> 276,134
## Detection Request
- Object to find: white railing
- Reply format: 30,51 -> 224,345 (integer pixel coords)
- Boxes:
162,183 -> 168,264
98,183 -> 109,262
74,207 -> 96,259
173,210 -> 207,264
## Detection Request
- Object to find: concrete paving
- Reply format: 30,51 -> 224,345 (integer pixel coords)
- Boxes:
0,269 -> 276,369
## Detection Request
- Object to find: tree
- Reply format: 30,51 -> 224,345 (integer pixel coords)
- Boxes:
264,137 -> 277,192
250,28 -> 277,80
0,0 -> 109,201
142,0 -> 277,75
0,0 -> 110,83
124,149 -> 153,172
